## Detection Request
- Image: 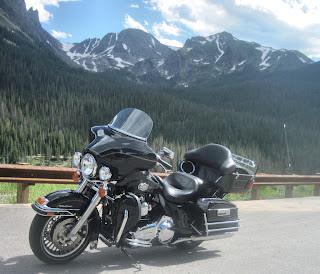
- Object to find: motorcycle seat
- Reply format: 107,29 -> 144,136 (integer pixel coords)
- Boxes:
161,172 -> 203,203
185,144 -> 236,175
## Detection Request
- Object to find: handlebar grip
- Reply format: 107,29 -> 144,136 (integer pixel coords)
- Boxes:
158,157 -> 172,170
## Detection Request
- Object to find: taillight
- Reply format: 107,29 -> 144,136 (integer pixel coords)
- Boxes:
248,182 -> 254,189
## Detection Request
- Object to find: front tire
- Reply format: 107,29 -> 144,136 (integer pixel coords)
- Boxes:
29,214 -> 92,264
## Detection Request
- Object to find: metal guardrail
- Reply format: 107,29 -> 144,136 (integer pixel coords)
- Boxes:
0,164 -> 319,203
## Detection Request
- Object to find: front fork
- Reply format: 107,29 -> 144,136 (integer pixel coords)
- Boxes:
68,179 -> 101,239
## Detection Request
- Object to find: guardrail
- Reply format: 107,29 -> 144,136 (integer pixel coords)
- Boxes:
0,164 -> 319,203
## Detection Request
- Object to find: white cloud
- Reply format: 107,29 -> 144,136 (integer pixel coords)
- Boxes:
130,4 -> 139,8
152,21 -> 182,37
234,0 -> 320,28
124,14 -> 147,32
147,0 -> 320,59
51,30 -> 72,39
25,0 -> 80,23
156,37 -> 183,48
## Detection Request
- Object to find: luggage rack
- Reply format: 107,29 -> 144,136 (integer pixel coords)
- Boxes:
232,154 -> 256,169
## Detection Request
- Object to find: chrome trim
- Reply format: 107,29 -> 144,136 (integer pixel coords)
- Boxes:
203,213 -> 209,236
172,232 -> 235,245
217,208 -> 231,216
232,153 -> 256,169
108,125 -> 147,142
68,189 -> 101,239
207,220 -> 241,226
208,227 -> 239,233
180,160 -> 195,174
116,210 -> 129,243
32,201 -> 76,216
141,202 -> 149,217
75,178 -> 88,193
125,238 -> 152,247
105,194 -> 115,201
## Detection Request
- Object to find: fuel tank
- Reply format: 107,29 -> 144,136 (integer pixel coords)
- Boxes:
85,126 -> 157,178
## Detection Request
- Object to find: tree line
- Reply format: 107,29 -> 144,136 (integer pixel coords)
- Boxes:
0,27 -> 319,174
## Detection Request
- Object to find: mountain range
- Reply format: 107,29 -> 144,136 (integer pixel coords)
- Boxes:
0,0 -> 315,87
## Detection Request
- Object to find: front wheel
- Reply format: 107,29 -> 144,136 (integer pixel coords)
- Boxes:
29,214 -> 92,264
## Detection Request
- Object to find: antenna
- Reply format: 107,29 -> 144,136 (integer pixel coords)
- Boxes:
283,123 -> 291,174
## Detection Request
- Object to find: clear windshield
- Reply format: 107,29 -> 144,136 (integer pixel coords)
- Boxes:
108,108 -> 153,141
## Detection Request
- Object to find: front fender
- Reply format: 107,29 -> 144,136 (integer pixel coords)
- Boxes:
31,189 -> 100,241
32,189 -> 91,217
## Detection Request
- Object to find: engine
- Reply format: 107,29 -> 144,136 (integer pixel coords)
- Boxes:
125,216 -> 174,247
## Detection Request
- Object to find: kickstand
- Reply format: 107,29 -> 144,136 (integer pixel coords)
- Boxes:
121,246 -> 142,271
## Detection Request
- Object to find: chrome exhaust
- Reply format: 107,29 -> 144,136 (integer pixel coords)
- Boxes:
172,232 -> 235,245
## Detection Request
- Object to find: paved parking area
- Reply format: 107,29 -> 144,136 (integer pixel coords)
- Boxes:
0,197 -> 319,274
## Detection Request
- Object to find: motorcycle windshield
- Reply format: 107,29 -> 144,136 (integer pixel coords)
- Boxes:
108,108 -> 153,141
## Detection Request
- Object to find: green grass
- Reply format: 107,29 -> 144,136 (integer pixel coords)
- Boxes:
0,183 -> 316,204
0,183 -> 77,204
226,185 -> 315,201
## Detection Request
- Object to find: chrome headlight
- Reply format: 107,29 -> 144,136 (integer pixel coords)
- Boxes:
72,152 -> 82,167
81,153 -> 97,177
99,166 -> 112,181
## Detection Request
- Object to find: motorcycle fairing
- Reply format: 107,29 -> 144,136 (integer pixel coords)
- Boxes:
86,126 -> 157,178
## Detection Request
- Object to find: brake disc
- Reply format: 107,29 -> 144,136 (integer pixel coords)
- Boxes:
52,218 -> 87,251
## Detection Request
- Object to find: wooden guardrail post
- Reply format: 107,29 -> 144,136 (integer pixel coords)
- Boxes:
17,182 -> 30,203
251,185 -> 260,200
314,185 -> 320,196
285,185 -> 293,198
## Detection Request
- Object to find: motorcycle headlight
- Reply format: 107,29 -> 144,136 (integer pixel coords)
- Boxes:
72,152 -> 82,167
99,166 -> 112,181
81,153 -> 97,177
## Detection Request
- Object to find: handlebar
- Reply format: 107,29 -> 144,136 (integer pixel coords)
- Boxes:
157,155 -> 172,171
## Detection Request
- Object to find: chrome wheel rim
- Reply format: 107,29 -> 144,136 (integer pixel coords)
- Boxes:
41,216 -> 88,258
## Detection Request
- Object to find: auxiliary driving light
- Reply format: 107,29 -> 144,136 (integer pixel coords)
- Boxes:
99,166 -> 112,181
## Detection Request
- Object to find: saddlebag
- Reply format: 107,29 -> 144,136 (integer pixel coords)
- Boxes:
197,198 -> 240,234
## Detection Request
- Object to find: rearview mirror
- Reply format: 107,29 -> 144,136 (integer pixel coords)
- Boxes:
160,147 -> 174,160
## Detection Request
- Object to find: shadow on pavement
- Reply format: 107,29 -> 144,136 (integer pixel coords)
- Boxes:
0,245 -> 221,273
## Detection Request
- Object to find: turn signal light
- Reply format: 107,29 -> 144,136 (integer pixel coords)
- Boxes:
73,172 -> 79,182
99,188 -> 106,198
36,197 -> 47,205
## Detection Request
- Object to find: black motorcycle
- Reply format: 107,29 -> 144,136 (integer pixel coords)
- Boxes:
29,108 -> 255,266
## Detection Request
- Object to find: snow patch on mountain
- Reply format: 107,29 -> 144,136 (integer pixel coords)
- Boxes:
215,35 -> 224,63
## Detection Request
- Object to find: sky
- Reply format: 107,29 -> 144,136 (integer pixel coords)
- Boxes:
24,0 -> 320,61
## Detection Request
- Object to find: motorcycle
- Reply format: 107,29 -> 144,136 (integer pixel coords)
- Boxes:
29,108 -> 255,267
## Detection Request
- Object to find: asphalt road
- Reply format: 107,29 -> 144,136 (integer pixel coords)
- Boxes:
0,197 -> 320,274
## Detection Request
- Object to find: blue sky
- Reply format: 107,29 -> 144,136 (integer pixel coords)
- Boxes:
25,0 -> 320,61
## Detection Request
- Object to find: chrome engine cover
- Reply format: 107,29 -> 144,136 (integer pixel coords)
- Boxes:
126,216 -> 174,247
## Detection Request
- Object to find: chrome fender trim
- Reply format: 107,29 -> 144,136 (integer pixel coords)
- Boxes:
31,201 -> 77,217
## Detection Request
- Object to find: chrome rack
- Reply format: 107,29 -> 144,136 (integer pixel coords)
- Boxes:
232,154 -> 256,169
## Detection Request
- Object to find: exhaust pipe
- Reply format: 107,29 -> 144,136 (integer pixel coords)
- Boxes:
172,231 -> 235,245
